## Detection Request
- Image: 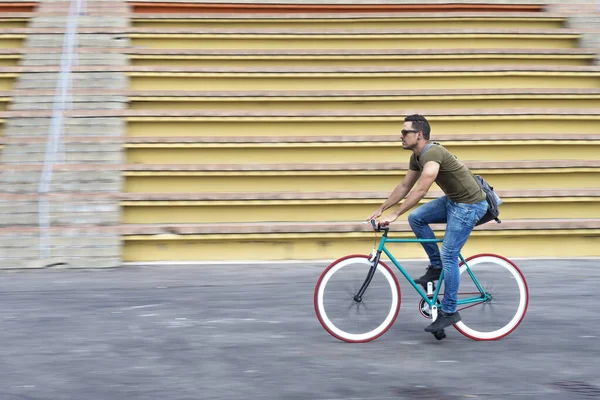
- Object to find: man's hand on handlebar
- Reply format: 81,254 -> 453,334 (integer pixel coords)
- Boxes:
379,212 -> 399,226
369,218 -> 389,232
368,211 -> 401,231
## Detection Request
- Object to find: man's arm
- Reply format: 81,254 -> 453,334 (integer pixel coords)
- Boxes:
381,161 -> 440,223
368,169 -> 421,219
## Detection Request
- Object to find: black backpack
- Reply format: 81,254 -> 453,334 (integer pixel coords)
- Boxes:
419,142 -> 501,226
474,175 -> 502,226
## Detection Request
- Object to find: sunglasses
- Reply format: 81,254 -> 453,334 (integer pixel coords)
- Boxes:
401,129 -> 420,136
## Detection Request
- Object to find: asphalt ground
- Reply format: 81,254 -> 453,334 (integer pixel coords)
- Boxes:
0,258 -> 599,400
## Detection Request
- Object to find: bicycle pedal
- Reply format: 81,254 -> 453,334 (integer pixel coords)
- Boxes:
432,330 -> 446,341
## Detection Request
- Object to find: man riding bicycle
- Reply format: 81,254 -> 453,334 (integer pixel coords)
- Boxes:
368,114 -> 488,333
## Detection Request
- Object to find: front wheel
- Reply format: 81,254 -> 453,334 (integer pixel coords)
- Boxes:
314,255 -> 401,343
454,254 -> 529,341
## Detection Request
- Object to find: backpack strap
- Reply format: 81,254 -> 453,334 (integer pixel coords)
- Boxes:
417,142 -> 436,169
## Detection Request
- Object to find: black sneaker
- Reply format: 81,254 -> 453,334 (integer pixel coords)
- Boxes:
414,265 -> 442,286
424,310 -> 461,332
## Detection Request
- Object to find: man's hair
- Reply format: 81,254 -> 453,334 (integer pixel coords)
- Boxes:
404,114 -> 431,140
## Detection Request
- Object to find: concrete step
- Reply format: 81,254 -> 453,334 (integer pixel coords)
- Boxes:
0,71 -> 18,90
0,34 -> 25,48
128,48 -> 597,57
2,108 -> 600,136
120,218 -> 600,260
0,4 -> 35,13
124,136 -> 600,164
130,12 -> 568,30
120,188 -> 600,224
130,52 -> 596,68
122,160 -> 600,193
120,219 -> 600,236
0,91 -> 10,110
0,14 -> 30,29
128,2 -> 547,14
128,87 -> 600,110
0,49 -> 23,66
121,108 -> 600,136
123,132 -> 600,143
125,65 -> 600,91
126,28 -> 582,50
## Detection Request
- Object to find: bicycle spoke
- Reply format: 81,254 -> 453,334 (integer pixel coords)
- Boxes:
361,299 -> 368,311
347,300 -> 357,312
315,256 -> 400,342
454,255 -> 528,340
344,286 -> 355,298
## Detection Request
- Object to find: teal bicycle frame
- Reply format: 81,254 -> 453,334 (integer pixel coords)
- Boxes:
357,226 -> 491,309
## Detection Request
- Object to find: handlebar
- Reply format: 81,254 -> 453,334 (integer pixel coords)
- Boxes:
369,219 -> 389,232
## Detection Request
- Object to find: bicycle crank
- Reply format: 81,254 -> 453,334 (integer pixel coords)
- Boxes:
418,297 -> 442,319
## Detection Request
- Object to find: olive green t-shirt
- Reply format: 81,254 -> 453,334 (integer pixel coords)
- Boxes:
409,143 -> 486,204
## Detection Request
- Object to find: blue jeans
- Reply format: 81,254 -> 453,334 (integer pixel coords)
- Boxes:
408,196 -> 488,313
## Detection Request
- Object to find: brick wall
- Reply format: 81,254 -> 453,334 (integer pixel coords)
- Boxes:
546,1 -> 600,53
0,0 -> 128,268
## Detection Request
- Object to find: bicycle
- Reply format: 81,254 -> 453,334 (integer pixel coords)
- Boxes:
314,220 -> 529,342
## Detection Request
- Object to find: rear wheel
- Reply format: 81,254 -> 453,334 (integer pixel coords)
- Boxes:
314,255 -> 401,343
453,254 -> 529,341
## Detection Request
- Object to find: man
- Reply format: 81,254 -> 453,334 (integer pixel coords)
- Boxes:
367,114 -> 488,333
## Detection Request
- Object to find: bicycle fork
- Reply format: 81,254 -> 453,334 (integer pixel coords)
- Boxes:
353,250 -> 382,303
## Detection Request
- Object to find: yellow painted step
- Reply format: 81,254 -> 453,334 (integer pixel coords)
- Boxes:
128,48 -> 596,68
0,73 -> 17,90
130,54 -> 594,68
128,69 -> 600,91
121,220 -> 600,260
129,92 -> 600,111
129,32 -> 579,50
122,163 -> 600,193
122,231 -> 600,260
126,113 -> 600,137
122,195 -> 600,224
125,139 -> 600,164
0,54 -> 20,67
0,35 -> 25,48
131,16 -> 566,30
0,18 -> 29,29
0,96 -> 11,110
